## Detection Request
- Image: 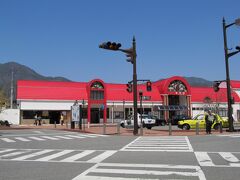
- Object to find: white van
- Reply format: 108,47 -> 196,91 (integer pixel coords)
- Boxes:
120,114 -> 156,129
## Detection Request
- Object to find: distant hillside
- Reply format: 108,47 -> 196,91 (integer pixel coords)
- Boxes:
0,62 -> 71,99
183,77 -> 213,87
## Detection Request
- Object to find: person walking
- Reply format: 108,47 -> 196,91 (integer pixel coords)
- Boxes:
60,113 -> 64,126
205,110 -> 214,134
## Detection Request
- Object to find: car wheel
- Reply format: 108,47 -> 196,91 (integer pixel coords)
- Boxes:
160,121 -> 166,126
182,124 -> 190,130
147,127 -> 152,129
214,124 -> 220,130
120,123 -> 125,128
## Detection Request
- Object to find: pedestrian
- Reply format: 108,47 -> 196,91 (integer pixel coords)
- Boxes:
205,110 -> 214,134
34,114 -> 38,126
60,113 -> 64,126
37,115 -> 42,126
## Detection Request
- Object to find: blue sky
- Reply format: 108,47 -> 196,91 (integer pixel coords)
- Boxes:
0,0 -> 240,83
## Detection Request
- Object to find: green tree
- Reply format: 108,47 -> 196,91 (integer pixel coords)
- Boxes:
0,88 -> 9,111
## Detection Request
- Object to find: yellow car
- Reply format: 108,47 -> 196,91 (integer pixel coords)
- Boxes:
178,113 -> 229,130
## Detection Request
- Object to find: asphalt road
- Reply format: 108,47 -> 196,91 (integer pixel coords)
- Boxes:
1,129 -> 240,180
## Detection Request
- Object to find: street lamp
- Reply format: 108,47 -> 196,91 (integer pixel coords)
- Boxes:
222,17 -> 240,132
99,37 -> 138,135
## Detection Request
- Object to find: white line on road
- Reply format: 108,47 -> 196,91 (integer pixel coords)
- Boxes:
12,149 -> 54,160
60,150 -> 95,162
194,152 -> 214,166
87,151 -> 117,163
0,138 -> 16,143
14,137 -> 31,142
35,150 -> 74,161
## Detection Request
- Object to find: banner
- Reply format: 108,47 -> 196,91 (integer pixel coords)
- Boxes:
72,105 -> 80,122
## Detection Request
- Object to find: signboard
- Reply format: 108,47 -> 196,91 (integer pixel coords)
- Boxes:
71,105 -> 80,122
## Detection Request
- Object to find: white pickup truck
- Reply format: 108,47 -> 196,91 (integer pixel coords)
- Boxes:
120,114 -> 156,129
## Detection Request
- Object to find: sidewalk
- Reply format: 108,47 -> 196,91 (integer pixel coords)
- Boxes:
1,123 -> 236,136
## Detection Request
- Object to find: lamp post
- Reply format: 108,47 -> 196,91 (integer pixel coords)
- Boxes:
222,17 -> 240,132
99,36 -> 138,135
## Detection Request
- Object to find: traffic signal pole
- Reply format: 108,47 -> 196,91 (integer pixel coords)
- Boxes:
132,37 -> 138,135
99,36 -> 139,135
223,18 -> 234,132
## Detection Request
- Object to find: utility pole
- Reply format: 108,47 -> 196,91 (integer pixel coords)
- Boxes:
10,68 -> 14,109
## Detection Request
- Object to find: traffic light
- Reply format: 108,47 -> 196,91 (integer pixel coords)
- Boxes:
213,81 -> 220,92
126,82 -> 132,93
146,81 -> 152,91
99,41 -> 121,51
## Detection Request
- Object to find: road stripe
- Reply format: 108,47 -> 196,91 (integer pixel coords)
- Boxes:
40,136 -> 59,140
72,163 -> 206,180
87,151 -> 117,163
35,150 -> 74,161
0,151 -> 27,158
65,135 -> 85,139
219,152 -> 239,162
29,137 -> 46,141
0,149 -> 16,154
54,136 -> 73,139
77,134 -> 97,138
60,150 -> 95,162
12,150 -> 54,160
15,137 -> 31,142
0,138 -> 16,142
194,152 -> 214,166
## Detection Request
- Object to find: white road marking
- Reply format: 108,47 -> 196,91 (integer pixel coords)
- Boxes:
61,150 -> 95,162
14,137 -> 31,142
0,149 -> 16,154
40,136 -> 59,140
12,149 -> 54,160
54,136 -> 73,139
219,152 -> 239,163
35,150 -> 74,161
121,136 -> 193,152
0,151 -> 27,158
72,163 -> 206,180
87,151 -> 117,163
1,138 -> 16,142
28,137 -> 46,141
65,135 -> 85,139
195,152 -> 214,166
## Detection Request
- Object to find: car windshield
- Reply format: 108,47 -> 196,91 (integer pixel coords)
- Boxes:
193,114 -> 204,120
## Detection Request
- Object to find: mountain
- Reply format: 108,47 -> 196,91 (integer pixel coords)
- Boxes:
0,62 -> 71,99
183,77 -> 213,87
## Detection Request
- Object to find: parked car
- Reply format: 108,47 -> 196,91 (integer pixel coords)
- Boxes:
120,114 -> 156,129
171,114 -> 191,125
178,113 -> 229,130
151,116 -> 166,126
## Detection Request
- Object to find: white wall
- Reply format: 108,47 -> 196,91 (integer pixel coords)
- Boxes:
0,109 -> 20,125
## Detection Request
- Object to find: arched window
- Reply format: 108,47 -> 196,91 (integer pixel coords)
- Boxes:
168,80 -> 187,93
90,81 -> 104,100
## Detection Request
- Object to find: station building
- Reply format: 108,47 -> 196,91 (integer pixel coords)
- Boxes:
16,76 -> 240,125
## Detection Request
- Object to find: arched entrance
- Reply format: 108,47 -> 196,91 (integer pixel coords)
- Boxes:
87,79 -> 107,124
160,76 -> 191,121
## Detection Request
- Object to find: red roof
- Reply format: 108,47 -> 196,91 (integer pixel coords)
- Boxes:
231,80 -> 240,89
17,80 -> 88,100
191,86 -> 240,103
17,79 -> 240,103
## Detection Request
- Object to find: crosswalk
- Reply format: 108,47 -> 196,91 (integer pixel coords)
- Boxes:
0,133 -> 108,143
120,136 -> 193,152
0,148 -> 116,163
72,162 -> 206,180
217,134 -> 240,138
195,151 -> 240,167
